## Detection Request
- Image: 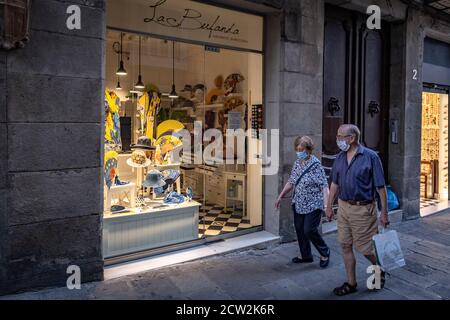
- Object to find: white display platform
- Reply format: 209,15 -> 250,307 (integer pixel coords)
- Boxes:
103,201 -> 201,258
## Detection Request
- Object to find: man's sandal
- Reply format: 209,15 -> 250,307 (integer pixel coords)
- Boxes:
333,282 -> 358,296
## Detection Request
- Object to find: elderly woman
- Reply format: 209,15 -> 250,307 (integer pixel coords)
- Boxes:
275,136 -> 331,268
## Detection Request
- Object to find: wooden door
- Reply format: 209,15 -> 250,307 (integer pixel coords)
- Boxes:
322,7 -> 354,174
357,18 -> 390,172
322,5 -> 390,177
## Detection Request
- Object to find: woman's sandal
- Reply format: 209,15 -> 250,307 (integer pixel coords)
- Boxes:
319,256 -> 330,268
320,249 -> 331,268
292,257 -> 314,264
333,282 -> 358,296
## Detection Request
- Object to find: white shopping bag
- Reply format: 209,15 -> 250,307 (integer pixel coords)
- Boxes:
372,229 -> 406,271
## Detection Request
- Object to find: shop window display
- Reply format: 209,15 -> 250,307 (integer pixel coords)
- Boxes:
102,30 -> 264,259
420,91 -> 449,206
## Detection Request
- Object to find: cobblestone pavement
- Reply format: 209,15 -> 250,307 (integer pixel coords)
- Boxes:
2,212 -> 450,300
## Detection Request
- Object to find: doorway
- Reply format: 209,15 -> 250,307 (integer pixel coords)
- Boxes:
420,85 -> 450,216
322,5 -> 390,229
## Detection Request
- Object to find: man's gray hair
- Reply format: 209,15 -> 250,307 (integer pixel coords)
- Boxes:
342,124 -> 361,143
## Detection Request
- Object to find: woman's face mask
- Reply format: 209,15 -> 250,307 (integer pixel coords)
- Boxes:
296,151 -> 309,160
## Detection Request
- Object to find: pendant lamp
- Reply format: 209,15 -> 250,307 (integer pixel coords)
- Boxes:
129,57 -> 140,94
115,51 -> 122,90
116,32 -> 127,76
135,36 -> 145,89
168,41 -> 178,99
116,78 -> 122,91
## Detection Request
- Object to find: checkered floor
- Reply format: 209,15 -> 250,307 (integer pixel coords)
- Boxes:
420,197 -> 441,209
197,202 -> 253,238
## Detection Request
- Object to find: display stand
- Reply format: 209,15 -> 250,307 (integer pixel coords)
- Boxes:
103,200 -> 201,258
105,183 -> 137,211
127,157 -> 152,201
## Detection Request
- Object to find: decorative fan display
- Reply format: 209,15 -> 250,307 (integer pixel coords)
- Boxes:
104,151 -> 119,189
162,169 -> 181,185
104,90 -> 122,150
224,73 -> 245,95
206,88 -> 225,105
156,120 -> 185,140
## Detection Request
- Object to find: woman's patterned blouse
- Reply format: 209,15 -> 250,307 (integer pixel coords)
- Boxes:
288,155 -> 329,214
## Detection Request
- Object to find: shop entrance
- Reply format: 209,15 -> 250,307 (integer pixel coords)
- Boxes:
420,85 -> 450,215
102,0 -> 264,262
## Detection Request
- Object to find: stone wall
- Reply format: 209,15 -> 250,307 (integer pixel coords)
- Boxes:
264,0 -> 325,242
0,0 -> 106,294
389,7 -> 450,220
1,49 -> 7,292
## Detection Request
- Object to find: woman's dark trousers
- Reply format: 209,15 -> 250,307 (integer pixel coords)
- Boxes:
293,208 -> 330,259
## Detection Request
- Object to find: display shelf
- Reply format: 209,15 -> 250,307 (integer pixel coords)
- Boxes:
195,103 -> 224,110
103,200 -> 201,220
171,107 -> 194,111
226,197 -> 244,201
103,200 -> 201,258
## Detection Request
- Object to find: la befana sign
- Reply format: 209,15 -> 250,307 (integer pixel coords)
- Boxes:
107,0 -> 263,52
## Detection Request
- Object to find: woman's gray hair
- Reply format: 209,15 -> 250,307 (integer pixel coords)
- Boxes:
294,136 -> 314,152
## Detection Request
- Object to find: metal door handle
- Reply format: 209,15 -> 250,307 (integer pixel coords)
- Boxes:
368,101 -> 380,117
327,97 -> 341,116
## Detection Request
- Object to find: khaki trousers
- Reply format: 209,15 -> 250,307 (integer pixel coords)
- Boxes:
337,199 -> 379,255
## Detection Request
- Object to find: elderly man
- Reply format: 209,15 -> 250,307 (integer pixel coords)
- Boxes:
325,124 -> 390,296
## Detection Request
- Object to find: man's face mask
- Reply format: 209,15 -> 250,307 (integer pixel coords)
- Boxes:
336,134 -> 353,152
336,140 -> 350,152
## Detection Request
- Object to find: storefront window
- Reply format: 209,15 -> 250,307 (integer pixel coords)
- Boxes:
102,27 -> 263,258
420,90 -> 449,211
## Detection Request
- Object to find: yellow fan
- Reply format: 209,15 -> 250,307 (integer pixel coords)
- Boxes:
138,93 -> 150,109
156,120 -> 185,140
155,134 -> 182,149
104,150 -> 119,167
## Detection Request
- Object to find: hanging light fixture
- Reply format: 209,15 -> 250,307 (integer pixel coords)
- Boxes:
135,36 -> 145,90
168,41 -> 178,99
116,32 -> 127,76
129,58 -> 139,95
115,49 -> 122,90
116,78 -> 122,91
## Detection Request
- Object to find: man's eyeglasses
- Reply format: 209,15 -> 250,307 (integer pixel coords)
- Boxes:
336,135 -> 353,140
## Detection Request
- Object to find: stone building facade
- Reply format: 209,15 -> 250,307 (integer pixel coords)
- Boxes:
1,0 -> 450,294
0,0 -> 106,294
